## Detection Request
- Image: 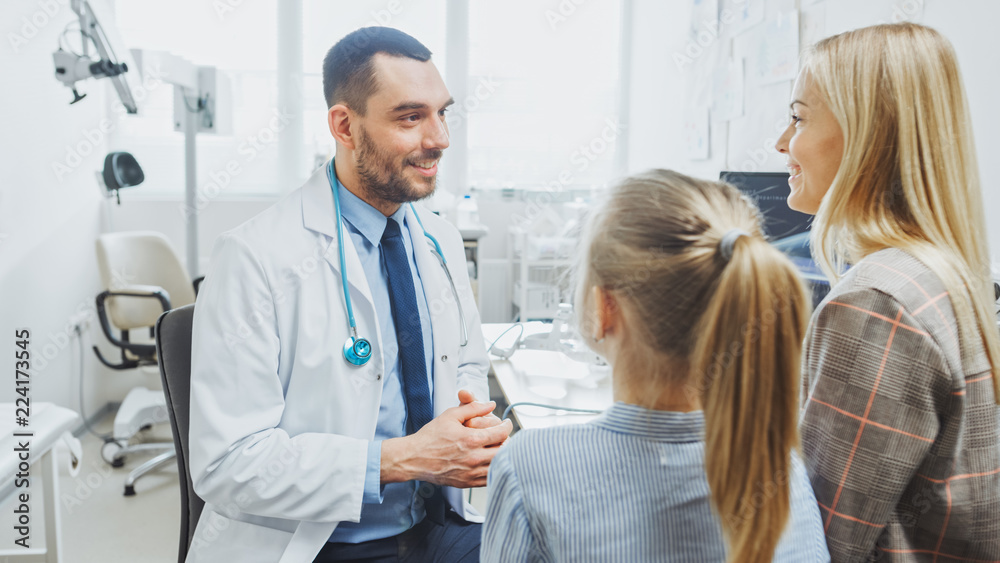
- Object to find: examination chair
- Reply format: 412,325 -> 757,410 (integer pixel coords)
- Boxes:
93,231 -> 202,495
155,304 -> 205,563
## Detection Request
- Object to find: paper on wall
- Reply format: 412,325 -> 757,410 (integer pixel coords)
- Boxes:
753,11 -> 799,85
726,80 -> 792,172
684,105 -> 711,160
712,58 -> 745,122
729,0 -> 765,36
690,0 -> 720,41
800,2 -> 827,51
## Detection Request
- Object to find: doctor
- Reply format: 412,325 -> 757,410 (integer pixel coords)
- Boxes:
187,27 -> 512,563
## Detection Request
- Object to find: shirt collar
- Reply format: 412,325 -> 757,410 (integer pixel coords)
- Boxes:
334,171 -> 408,247
590,401 -> 705,442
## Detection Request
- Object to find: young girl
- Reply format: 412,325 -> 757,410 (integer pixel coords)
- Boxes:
777,23 -> 1000,561
482,170 -> 829,562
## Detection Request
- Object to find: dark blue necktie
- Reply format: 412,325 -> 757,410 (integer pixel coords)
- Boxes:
381,218 -> 445,525
381,218 -> 434,433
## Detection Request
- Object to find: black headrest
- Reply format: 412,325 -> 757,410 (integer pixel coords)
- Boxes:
102,152 -> 144,191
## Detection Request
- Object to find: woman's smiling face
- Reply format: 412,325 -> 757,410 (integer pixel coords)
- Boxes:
775,72 -> 845,215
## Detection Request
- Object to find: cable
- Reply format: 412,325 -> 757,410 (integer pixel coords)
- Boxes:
182,93 -> 205,114
502,402 -> 602,421
486,323 -> 524,358
58,25 -> 90,56
74,325 -> 128,465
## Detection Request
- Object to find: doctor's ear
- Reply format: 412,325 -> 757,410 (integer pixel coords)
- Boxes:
328,104 -> 357,150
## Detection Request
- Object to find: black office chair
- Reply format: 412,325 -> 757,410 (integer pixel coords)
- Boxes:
155,304 -> 204,563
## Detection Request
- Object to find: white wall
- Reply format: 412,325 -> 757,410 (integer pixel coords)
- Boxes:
626,0 -> 1000,269
0,0 -> 120,412
105,198 -> 275,275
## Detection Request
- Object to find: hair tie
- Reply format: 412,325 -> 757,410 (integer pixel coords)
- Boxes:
719,229 -> 750,261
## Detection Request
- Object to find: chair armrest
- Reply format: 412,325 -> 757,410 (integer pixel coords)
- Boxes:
95,286 -> 172,360
105,284 -> 173,312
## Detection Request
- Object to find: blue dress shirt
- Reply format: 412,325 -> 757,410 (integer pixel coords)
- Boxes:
327,174 -> 436,543
483,402 -> 830,562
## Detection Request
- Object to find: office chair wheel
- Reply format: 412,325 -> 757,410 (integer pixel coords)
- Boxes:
102,441 -> 127,468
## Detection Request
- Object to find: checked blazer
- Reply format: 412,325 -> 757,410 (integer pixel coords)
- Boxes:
800,248 -> 1000,562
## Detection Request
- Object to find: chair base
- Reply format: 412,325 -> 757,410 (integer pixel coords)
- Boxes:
124,450 -> 176,496
110,387 -> 174,496
114,386 -> 170,440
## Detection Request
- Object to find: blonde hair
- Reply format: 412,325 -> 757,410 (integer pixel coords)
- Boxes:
804,23 -> 1000,401
575,170 -> 811,563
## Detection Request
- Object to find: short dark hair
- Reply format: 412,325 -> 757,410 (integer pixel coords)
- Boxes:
322,27 -> 432,113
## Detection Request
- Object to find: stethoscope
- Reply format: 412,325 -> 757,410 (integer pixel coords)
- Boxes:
327,161 -> 469,366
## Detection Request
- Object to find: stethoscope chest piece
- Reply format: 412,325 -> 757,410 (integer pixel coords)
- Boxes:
344,336 -> 372,366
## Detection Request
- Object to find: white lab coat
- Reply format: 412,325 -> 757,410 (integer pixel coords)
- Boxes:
186,162 -> 490,563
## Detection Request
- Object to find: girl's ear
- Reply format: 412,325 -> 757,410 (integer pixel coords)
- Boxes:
591,285 -> 620,342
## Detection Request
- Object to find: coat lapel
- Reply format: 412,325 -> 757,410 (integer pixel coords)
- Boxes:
301,162 -> 374,307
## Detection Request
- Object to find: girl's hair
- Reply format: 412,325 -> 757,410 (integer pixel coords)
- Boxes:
804,23 -> 1000,399
574,169 -> 811,563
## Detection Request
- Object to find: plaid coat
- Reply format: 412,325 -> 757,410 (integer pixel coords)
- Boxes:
800,248 -> 1000,562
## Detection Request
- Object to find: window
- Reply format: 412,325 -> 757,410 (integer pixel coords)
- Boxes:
301,0 -> 448,171
466,0 -> 625,192
110,1 -> 618,198
112,0 -> 281,198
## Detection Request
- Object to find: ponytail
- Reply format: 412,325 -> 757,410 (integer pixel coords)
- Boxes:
694,235 -> 811,563
577,169 -> 813,562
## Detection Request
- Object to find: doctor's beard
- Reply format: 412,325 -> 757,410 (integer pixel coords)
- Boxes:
355,126 -> 441,205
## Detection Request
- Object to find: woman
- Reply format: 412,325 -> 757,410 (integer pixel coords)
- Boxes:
482,170 -> 829,562
777,23 -> 1000,561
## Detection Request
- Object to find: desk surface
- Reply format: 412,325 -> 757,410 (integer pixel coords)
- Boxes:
483,323 -> 613,430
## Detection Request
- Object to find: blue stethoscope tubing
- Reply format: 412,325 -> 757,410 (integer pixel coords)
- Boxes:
327,161 -> 469,366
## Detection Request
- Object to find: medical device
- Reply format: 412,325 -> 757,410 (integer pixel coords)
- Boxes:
327,161 -> 469,366
488,304 -> 606,366
53,0 -> 138,112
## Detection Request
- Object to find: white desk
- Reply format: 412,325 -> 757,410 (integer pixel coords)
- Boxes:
483,323 -> 613,430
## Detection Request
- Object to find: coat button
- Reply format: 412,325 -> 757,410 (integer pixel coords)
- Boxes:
441,355 -> 448,363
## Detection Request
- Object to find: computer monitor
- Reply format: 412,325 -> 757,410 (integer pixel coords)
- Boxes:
718,171 -> 813,240
719,171 -> 829,305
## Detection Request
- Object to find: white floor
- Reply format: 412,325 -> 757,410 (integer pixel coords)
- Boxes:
57,417 -> 181,563
31,414 -> 489,563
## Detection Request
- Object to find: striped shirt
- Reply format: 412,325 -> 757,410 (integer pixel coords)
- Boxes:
482,402 -> 830,562
800,248 -> 1000,561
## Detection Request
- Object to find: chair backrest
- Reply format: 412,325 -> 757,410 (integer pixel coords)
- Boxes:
97,231 -> 196,330
155,304 -> 204,563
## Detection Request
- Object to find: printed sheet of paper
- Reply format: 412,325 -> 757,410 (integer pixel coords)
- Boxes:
712,58 -> 745,122
690,0 -> 720,40
731,0 -> 765,35
753,11 -> 799,85
800,2 -> 827,51
684,105 -> 711,160
726,80 -> 792,172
